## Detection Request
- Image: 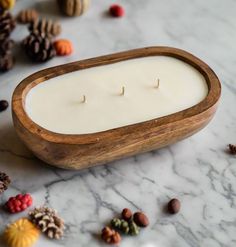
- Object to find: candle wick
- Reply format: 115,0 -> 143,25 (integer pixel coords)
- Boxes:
82,95 -> 86,103
155,79 -> 160,89
121,86 -> 125,96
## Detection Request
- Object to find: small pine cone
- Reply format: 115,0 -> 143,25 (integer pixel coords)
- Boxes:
22,32 -> 56,62
228,144 -> 236,155
0,11 -> 16,41
0,39 -> 14,55
101,227 -> 121,244
29,206 -> 64,240
29,19 -> 61,37
17,9 -> 39,24
0,172 -> 11,194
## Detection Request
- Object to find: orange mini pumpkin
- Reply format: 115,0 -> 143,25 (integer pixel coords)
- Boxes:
53,39 -> 73,56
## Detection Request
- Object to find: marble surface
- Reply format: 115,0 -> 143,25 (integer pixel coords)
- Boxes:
0,0 -> 236,246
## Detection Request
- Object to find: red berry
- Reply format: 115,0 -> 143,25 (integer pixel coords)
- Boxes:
5,193 -> 33,213
109,4 -> 125,17
25,193 -> 30,199
16,200 -> 22,206
21,197 -> 28,204
16,207 -> 21,212
16,194 -> 23,200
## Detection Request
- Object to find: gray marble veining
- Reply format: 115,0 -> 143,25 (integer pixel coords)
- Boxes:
0,0 -> 236,246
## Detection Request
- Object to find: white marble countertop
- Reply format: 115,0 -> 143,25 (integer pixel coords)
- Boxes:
0,0 -> 236,246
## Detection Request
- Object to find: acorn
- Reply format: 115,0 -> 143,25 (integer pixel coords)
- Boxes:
0,100 -> 9,112
167,198 -> 181,214
133,212 -> 149,227
121,208 -> 132,221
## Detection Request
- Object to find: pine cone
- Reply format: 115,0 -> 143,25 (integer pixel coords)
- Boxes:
17,9 -> 39,24
29,207 -> 64,240
22,32 -> 56,62
0,39 -> 14,55
0,53 -> 14,72
0,11 -> 16,41
229,144 -> 236,155
29,18 -> 61,37
0,172 -> 11,194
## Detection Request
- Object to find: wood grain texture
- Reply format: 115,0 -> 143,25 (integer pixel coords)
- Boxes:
12,47 -> 221,170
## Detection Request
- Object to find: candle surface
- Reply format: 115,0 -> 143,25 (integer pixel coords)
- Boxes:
25,56 -> 208,134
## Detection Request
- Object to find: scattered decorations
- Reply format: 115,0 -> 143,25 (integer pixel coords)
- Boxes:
102,208 -> 148,244
0,0 -> 15,10
0,0 -> 126,70
17,9 -> 39,24
228,144 -> 236,155
4,218 -> 40,247
53,39 -> 73,56
0,100 -> 10,112
167,198 -> 181,214
22,32 -> 56,62
133,212 -> 149,227
1,190 -> 63,244
57,0 -> 90,17
29,206 -> 64,240
0,171 -> 11,193
109,4 -> 125,18
101,226 -> 121,245
29,19 -> 62,37
5,193 -> 33,213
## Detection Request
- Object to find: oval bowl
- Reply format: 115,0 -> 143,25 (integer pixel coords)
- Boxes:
12,47 -> 221,170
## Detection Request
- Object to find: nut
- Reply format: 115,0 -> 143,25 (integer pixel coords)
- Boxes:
121,208 -> 132,221
133,212 -> 149,227
0,100 -> 9,112
167,198 -> 181,214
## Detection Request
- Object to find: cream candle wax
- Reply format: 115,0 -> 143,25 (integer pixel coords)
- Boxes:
25,56 -> 208,135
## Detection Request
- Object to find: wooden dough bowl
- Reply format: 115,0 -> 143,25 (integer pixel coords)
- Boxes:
12,47 -> 221,170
